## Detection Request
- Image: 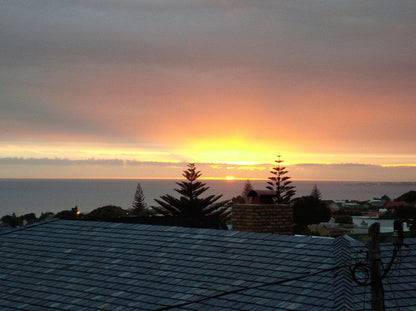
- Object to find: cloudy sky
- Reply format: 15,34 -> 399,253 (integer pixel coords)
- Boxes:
1,0 -> 415,180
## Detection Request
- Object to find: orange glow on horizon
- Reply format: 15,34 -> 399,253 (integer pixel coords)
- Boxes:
2,139 -> 416,181
3,141 -> 416,167
180,136 -> 299,165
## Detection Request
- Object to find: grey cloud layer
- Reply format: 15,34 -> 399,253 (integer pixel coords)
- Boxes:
3,1 -> 414,71
2,157 -> 416,170
1,157 -> 416,180
1,0 -> 415,145
0,157 -> 184,166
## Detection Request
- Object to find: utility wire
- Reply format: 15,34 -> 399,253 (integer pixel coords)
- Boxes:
155,264 -> 349,311
157,239 -> 412,311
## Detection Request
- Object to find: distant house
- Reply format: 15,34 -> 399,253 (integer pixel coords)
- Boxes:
367,198 -> 387,208
352,217 -> 410,234
247,190 -> 276,204
323,200 -> 342,212
344,202 -> 363,209
308,221 -> 354,237
384,201 -> 415,209
0,219 -> 415,310
334,200 -> 346,207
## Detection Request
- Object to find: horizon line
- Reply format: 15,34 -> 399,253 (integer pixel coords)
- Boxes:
1,177 -> 415,183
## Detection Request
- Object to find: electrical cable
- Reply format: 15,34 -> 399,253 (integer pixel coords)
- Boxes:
157,240 -> 412,311
362,280 -> 367,311
350,262 -> 370,286
350,220 -> 411,311
381,244 -> 408,311
155,263 -> 350,311
384,273 -> 400,311
381,246 -> 399,279
156,224 -> 411,311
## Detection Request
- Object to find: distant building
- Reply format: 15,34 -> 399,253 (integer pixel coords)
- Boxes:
352,216 -> 410,234
367,198 -> 387,208
308,222 -> 354,237
384,201 -> 415,209
323,200 -> 342,212
247,190 -> 276,204
344,202 -> 363,209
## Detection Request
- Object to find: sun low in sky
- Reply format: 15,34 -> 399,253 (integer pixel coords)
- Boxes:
1,1 -> 415,181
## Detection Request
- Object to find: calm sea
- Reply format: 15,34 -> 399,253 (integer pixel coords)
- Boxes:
1,179 -> 415,218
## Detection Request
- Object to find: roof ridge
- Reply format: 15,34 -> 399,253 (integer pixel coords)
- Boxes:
0,217 -> 59,236
333,236 -> 354,311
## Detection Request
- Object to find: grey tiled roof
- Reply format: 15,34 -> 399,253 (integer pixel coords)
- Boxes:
0,219 -> 415,310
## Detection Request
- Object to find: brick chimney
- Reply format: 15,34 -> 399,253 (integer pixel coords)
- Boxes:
232,204 -> 293,235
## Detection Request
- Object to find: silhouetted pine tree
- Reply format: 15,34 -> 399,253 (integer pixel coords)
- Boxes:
242,179 -> 253,202
131,182 -> 148,216
310,184 -> 322,200
266,155 -> 296,204
154,163 -> 230,221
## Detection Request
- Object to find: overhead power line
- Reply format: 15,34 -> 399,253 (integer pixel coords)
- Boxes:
155,263 -> 349,311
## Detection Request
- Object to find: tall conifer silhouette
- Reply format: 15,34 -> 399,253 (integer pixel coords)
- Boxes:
131,182 -> 148,216
242,179 -> 253,202
154,163 -> 230,220
266,155 -> 296,204
310,184 -> 322,200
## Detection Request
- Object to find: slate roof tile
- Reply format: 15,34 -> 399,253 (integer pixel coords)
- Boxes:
1,220 -> 415,310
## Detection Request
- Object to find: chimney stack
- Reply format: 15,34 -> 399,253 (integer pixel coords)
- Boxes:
232,204 -> 293,235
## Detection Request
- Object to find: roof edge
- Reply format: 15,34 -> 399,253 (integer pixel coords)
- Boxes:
333,236 -> 354,311
0,217 -> 59,236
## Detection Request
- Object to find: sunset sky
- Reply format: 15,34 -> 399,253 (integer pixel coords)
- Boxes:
1,1 -> 416,181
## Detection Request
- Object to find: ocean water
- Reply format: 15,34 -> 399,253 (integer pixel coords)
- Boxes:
0,179 -> 415,218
